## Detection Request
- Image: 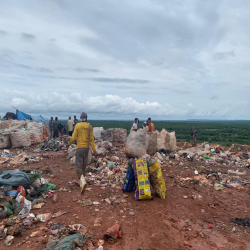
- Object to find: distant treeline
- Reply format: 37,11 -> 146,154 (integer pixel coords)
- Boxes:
60,120 -> 250,147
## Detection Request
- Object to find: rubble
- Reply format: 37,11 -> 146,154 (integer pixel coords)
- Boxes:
0,123 -> 250,249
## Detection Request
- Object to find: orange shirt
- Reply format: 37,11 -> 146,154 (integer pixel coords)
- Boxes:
148,122 -> 155,132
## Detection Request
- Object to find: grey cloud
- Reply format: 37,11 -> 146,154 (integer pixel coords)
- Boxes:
74,67 -> 101,73
14,63 -> 33,70
90,78 -> 150,84
21,33 -> 36,42
210,95 -> 219,100
162,87 -> 193,94
0,30 -> 7,36
37,67 -> 53,73
213,50 -> 235,60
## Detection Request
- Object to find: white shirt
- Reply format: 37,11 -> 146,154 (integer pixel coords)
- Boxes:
132,123 -> 137,130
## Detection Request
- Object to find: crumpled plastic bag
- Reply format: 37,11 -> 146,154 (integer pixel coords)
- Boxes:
104,224 -> 122,241
43,233 -> 91,250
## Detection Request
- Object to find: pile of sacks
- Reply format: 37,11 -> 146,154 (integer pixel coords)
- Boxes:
0,120 -> 44,149
122,158 -> 166,200
93,127 -> 127,143
125,128 -> 176,158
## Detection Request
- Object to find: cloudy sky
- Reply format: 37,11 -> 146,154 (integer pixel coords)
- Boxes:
0,0 -> 250,120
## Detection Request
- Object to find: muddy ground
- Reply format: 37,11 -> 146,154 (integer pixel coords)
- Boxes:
0,142 -> 250,250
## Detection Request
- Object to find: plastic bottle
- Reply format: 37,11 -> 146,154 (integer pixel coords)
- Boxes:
37,213 -> 52,222
48,192 -> 58,203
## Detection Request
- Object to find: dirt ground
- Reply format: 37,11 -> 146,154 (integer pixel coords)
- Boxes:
0,142 -> 250,250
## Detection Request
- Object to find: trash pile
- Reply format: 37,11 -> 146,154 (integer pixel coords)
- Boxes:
0,120 -> 44,149
0,149 -> 49,166
0,169 -> 61,246
38,136 -> 69,152
170,142 -> 250,192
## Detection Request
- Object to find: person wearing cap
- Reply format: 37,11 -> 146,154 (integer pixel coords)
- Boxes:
68,112 -> 97,179
142,121 -> 147,129
147,117 -> 155,132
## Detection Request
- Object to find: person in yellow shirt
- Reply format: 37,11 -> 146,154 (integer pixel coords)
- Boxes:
68,112 -> 97,179
147,117 -> 155,132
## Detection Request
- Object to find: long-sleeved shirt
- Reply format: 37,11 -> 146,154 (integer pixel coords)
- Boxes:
148,122 -> 155,132
68,122 -> 96,151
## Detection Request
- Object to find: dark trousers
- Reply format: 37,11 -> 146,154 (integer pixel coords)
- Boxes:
75,148 -> 89,179
53,130 -> 59,138
69,131 -> 73,136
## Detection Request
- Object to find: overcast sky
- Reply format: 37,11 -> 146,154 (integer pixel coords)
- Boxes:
0,0 -> 250,120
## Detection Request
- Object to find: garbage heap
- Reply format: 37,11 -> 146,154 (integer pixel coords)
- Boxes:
0,120 -> 44,149
38,135 -> 69,152
0,149 -> 48,166
167,142 -> 250,192
0,169 -> 65,246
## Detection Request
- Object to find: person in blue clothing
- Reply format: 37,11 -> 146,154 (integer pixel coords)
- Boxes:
49,117 -> 53,139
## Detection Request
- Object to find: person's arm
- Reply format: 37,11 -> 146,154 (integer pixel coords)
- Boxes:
89,126 -> 96,152
68,125 -> 78,146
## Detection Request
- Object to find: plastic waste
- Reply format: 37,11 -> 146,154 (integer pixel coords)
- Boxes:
37,213 -> 52,222
42,183 -> 57,193
0,206 -> 7,219
214,183 -> 224,191
48,192 -> 58,202
6,190 -> 18,199
80,175 -> 87,194
0,227 -> 7,240
69,224 -> 87,235
52,210 -> 68,218
17,186 -> 26,197
104,224 -> 122,240
204,155 -> 211,159
5,235 -> 14,246
107,162 -> 115,169
16,193 -> 32,215
94,218 -> 102,227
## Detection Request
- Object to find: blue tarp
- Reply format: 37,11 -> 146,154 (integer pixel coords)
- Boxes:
32,115 -> 49,124
16,110 -> 32,121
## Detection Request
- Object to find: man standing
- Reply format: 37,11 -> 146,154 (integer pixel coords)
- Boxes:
49,117 -> 53,139
147,117 -> 155,132
67,116 -> 74,136
68,112 -> 97,180
53,117 -> 60,138
73,115 -> 78,131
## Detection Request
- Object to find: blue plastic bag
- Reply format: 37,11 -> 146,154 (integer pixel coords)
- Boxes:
0,170 -> 31,187
122,163 -> 135,192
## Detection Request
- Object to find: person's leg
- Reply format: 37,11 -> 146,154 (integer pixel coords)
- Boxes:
69,131 -> 72,136
82,148 -> 89,176
75,148 -> 84,179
